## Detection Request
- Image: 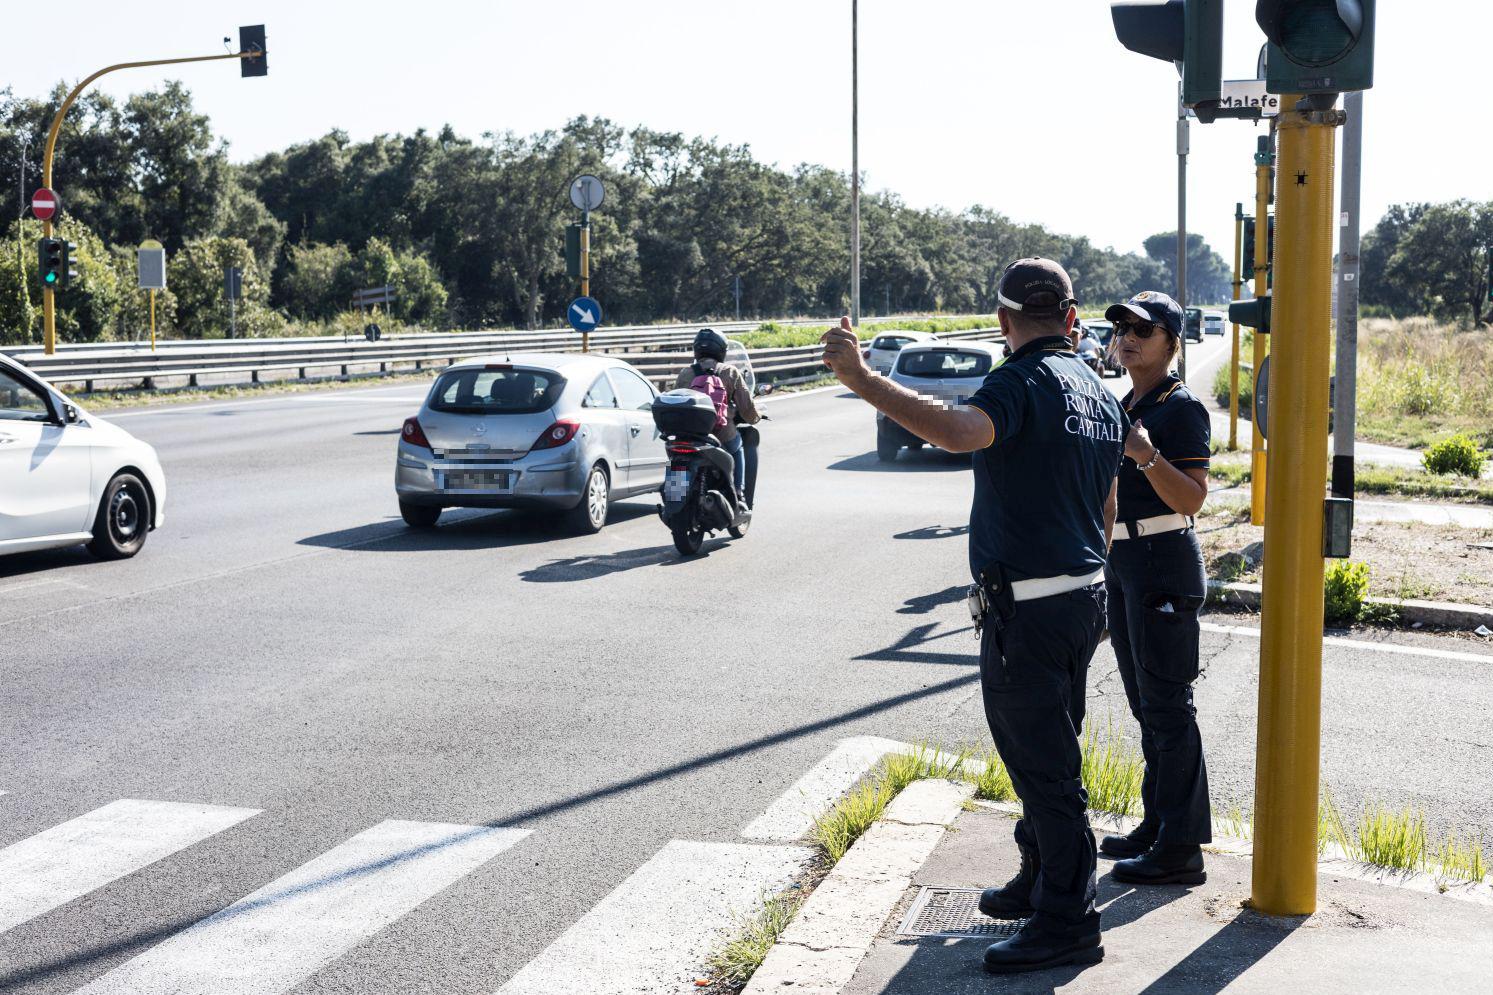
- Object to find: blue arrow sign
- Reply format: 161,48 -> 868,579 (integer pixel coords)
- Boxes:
568,296 -> 602,333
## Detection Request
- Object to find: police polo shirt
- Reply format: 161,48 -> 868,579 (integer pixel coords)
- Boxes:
965,335 -> 1128,582
1117,374 -> 1212,522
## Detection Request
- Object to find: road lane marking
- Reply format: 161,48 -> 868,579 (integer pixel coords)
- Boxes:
101,383 -> 433,419
0,799 -> 260,933
75,820 -> 529,995
742,736 -> 908,841
496,839 -> 812,995
1202,621 -> 1493,664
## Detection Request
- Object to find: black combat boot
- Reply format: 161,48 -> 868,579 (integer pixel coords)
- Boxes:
982,919 -> 1104,974
1099,819 -> 1157,859
1110,843 -> 1207,885
979,837 -> 1037,919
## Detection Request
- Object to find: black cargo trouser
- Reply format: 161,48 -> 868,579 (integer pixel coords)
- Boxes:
1104,529 -> 1212,845
979,583 -> 1106,936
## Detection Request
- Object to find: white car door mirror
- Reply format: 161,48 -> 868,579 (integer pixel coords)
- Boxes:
64,403 -> 81,424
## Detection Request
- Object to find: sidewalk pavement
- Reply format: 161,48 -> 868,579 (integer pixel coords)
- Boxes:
1208,484 -> 1493,529
842,804 -> 1493,995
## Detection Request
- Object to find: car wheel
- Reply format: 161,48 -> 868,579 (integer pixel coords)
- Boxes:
876,424 -> 900,462
400,500 -> 441,528
87,473 -> 150,560
566,463 -> 610,534
672,526 -> 705,556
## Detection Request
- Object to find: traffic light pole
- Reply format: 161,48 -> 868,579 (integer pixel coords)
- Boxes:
580,210 -> 591,354
1229,203 -> 1243,451
1333,91 -> 1363,502
38,49 -> 259,355
1252,93 -> 1343,918
1250,130 -> 1273,527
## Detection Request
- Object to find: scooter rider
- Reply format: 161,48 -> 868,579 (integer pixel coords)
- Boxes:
822,258 -> 1125,975
1098,291 -> 1213,885
675,328 -> 760,501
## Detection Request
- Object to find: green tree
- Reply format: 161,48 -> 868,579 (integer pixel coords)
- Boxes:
1383,200 -> 1493,326
280,241 -> 355,321
1143,231 -> 1232,304
169,237 -> 277,338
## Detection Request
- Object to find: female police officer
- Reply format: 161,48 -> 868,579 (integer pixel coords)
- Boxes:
1098,291 -> 1212,886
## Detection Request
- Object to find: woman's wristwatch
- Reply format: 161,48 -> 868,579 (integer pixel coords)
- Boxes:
1137,448 -> 1163,472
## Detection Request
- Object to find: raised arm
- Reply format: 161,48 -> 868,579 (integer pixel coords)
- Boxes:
820,318 -> 993,454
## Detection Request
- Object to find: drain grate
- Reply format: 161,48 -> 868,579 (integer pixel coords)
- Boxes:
896,887 -> 1027,938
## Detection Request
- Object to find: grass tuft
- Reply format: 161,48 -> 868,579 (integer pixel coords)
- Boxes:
1434,836 -> 1487,885
703,889 -> 805,989
1079,722 -> 1145,819
1356,803 -> 1430,872
810,777 -> 896,863
968,750 -> 1016,802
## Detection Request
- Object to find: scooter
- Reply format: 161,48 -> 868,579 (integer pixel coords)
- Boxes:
652,390 -> 753,556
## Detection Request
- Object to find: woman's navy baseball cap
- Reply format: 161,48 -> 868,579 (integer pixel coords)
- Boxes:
1105,291 -> 1183,338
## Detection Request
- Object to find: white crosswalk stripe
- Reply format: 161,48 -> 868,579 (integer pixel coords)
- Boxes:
742,736 -> 907,841
0,798 -> 260,933
496,839 -> 814,995
72,819 -> 530,995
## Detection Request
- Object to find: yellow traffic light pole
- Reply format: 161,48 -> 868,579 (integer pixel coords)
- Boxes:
1229,204 -> 1243,451
1251,94 -> 1342,917
580,220 -> 591,354
1249,133 -> 1273,525
39,49 -> 258,355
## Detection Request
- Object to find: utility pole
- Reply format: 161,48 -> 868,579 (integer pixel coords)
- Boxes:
1333,91 -> 1363,503
734,274 -> 742,321
1229,202 -> 1243,450
849,0 -> 861,327
16,136 -> 32,343
1176,88 -> 1188,381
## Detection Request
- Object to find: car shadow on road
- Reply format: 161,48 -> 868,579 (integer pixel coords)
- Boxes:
829,450 -> 972,473
295,503 -> 659,553
0,545 -> 97,581
520,541 -> 704,582
894,525 -> 970,540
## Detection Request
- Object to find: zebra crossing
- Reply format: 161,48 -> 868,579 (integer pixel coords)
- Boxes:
0,736 -> 901,994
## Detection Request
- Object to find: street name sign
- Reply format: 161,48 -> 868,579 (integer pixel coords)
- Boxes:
568,296 -> 602,332
570,175 -> 605,212
31,188 -> 59,221
1218,79 -> 1279,117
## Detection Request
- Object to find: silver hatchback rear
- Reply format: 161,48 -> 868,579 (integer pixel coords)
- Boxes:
875,341 -> 1001,462
395,354 -> 666,532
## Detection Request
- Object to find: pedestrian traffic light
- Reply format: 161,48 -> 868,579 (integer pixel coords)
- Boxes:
239,25 -> 268,77
1230,295 -> 1271,334
564,224 -> 582,278
1243,218 -> 1256,280
1257,0 -> 1375,95
37,238 -> 77,291
1110,0 -> 1223,108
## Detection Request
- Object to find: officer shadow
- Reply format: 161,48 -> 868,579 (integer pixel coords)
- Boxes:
855,621 -> 977,666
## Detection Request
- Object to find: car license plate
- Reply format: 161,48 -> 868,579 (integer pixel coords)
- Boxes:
664,469 -> 690,502
442,469 -> 512,491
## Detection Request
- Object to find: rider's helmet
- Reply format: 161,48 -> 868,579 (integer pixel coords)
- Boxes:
693,327 -> 728,363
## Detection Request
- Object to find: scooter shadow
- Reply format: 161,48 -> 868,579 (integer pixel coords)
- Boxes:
829,450 -> 972,473
296,503 -> 659,553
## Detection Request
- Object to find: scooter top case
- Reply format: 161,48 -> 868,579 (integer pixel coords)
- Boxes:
652,389 -> 721,437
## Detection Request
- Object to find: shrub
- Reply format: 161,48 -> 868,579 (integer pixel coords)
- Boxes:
1211,361 -> 1253,414
1324,560 -> 1371,625
1422,433 -> 1488,477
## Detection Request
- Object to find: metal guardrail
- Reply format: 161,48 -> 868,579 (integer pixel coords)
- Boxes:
2,322 -> 1002,393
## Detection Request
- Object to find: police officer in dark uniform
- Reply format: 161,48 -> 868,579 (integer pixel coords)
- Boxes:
822,259 -> 1126,974
1097,291 -> 1212,886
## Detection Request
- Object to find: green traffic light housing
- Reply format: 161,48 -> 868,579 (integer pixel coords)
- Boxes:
38,237 -> 65,290
1230,294 -> 1272,334
1257,0 -> 1375,94
1111,0 -> 1225,109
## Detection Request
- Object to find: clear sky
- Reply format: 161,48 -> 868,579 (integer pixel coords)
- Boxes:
3,1 -> 1479,266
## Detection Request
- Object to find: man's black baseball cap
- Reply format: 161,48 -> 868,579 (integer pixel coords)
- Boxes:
997,257 -> 1077,315
1105,291 -> 1183,338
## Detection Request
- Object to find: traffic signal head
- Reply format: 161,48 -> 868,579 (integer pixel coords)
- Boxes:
1242,218 -> 1256,280
1230,294 -> 1272,333
564,224 -> 582,278
1111,0 -> 1223,108
39,238 -> 63,288
239,25 -> 268,77
1257,0 -> 1374,94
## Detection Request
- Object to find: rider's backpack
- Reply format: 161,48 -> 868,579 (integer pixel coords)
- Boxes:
689,363 -> 730,432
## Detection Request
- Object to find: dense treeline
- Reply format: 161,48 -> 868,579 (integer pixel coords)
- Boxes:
3,82 -> 1235,343
1359,200 -> 1493,327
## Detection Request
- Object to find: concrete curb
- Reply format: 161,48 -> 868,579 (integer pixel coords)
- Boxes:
742,779 -> 974,995
1206,579 -> 1493,631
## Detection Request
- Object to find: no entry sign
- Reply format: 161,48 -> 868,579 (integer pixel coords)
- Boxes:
31,188 -> 59,222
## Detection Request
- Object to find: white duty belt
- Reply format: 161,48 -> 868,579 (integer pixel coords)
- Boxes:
1115,513 -> 1194,541
1010,567 -> 1106,602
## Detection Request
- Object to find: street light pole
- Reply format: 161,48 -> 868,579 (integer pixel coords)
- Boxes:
850,0 -> 861,327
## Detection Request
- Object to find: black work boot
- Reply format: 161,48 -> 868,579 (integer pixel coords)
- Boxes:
982,919 -> 1104,974
1099,820 -> 1157,859
1111,843 -> 1207,885
979,843 -> 1037,919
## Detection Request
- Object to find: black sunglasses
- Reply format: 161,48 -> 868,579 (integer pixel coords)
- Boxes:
1118,321 -> 1165,340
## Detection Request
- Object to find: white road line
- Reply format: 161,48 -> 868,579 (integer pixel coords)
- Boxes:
742,736 -> 908,841
101,383 -> 431,419
76,820 -> 529,995
0,799 -> 260,933
496,839 -> 813,995
1202,621 -> 1493,664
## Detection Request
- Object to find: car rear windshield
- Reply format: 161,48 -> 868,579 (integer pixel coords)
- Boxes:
872,335 -> 915,350
898,350 -> 992,378
428,367 -> 565,415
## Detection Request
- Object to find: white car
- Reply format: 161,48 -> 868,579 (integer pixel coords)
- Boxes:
0,353 -> 166,559
1203,312 -> 1227,336
863,330 -> 940,375
875,341 -> 1002,461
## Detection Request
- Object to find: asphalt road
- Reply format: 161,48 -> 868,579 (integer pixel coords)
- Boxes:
2,335 -> 1490,993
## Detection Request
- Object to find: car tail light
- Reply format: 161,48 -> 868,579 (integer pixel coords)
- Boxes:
401,417 -> 431,449
532,418 -> 580,450
862,348 -> 871,360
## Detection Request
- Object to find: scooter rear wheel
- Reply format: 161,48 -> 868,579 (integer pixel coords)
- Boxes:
728,515 -> 750,540
672,526 -> 705,556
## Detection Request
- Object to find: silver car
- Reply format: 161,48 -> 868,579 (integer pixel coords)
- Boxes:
395,353 -> 667,532
875,341 -> 1002,462
864,330 -> 939,375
